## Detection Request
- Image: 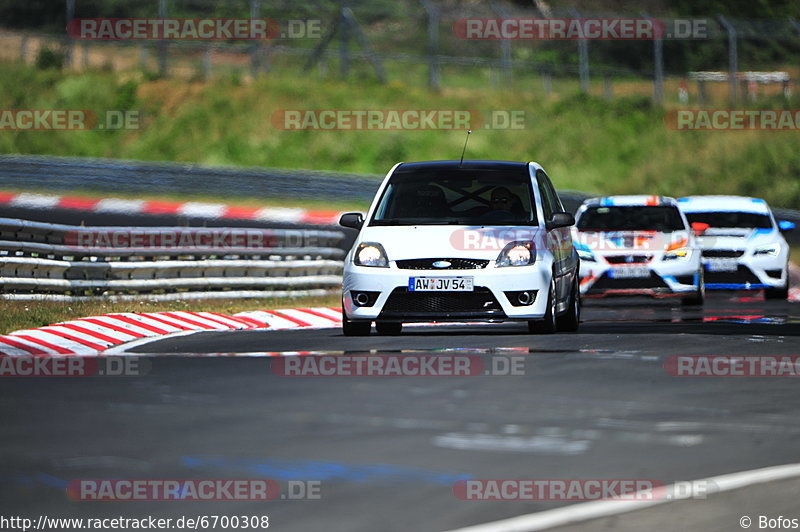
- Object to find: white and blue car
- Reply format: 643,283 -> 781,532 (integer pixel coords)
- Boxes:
573,195 -> 705,305
678,195 -> 793,299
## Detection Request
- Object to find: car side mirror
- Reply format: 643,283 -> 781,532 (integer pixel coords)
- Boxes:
547,212 -> 575,230
778,220 -> 795,232
339,212 -> 364,230
691,222 -> 710,236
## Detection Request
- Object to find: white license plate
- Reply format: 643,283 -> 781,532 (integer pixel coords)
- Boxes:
609,267 -> 650,279
408,277 -> 474,292
705,259 -> 738,272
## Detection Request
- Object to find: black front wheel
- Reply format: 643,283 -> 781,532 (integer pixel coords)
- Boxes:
765,283 -> 789,300
556,278 -> 581,332
342,308 -> 371,336
681,270 -> 705,306
529,281 -> 557,334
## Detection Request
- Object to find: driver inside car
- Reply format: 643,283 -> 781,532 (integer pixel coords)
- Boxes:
488,186 -> 526,219
490,186 -> 515,211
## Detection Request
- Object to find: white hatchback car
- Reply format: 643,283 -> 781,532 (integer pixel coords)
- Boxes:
339,160 -> 580,336
678,195 -> 793,299
573,195 -> 705,305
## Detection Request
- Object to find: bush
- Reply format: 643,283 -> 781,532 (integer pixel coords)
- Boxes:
35,46 -> 65,70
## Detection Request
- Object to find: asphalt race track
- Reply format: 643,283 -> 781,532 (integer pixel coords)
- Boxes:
2,294 -> 800,531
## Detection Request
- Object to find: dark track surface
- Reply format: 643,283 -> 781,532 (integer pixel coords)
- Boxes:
2,294 -> 800,531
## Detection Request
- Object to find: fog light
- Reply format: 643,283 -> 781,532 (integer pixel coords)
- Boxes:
351,291 -> 380,307
504,290 -> 537,307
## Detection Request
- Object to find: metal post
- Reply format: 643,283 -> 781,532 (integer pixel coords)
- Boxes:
542,68 -> 552,95
65,0 -> 75,68
791,20 -> 800,101
139,44 -> 147,69
718,16 -> 737,104
20,35 -> 28,64
653,36 -> 664,104
82,43 -> 89,69
642,11 -> 663,104
342,8 -> 386,83
421,0 -> 440,90
572,9 -> 589,92
203,46 -> 211,80
158,0 -> 168,77
491,1 -> 512,83
603,74 -> 612,100
339,9 -> 349,77
698,80 -> 706,106
250,0 -> 261,75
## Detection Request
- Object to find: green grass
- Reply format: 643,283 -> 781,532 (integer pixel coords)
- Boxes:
4,62 -> 799,332
0,294 -> 341,335
3,62 -> 800,209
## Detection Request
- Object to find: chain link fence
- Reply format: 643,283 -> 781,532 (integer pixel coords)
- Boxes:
1,0 -> 799,104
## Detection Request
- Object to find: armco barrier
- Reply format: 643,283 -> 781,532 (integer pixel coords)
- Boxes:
0,217 -> 344,299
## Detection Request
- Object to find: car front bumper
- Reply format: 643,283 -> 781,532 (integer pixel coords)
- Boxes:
701,253 -> 787,290
342,262 -> 554,322
579,257 -> 701,298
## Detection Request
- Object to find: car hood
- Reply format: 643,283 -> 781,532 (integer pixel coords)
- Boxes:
573,230 -> 692,255
697,228 -> 780,250
356,225 -> 545,261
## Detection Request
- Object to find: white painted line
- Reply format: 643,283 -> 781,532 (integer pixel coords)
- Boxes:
103,330 -> 205,355
168,311 -> 231,330
57,320 -> 134,343
197,312 -> 251,328
88,315 -> 162,337
234,310 -> 299,329
443,462 -> 800,532
94,198 -> 146,213
0,339 -> 37,356
178,202 -> 226,219
12,329 -> 88,352
4,333 -> 63,354
307,307 -> 343,321
277,308 -> 337,328
255,207 -> 304,223
113,313 -> 184,334
10,193 -> 61,209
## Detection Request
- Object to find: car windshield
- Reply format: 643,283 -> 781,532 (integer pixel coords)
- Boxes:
577,205 -> 686,232
684,211 -> 772,229
370,168 -> 537,226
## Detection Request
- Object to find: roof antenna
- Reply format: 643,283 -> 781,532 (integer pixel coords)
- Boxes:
459,129 -> 472,167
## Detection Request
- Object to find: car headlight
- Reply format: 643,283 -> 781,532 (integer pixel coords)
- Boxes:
663,248 -> 691,261
496,241 -> 535,267
354,242 -> 389,267
663,238 -> 691,262
754,244 -> 781,257
577,249 -> 596,262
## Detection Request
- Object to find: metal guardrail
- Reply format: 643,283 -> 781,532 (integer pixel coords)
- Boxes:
0,154 -> 592,212
0,155 -> 382,202
0,217 -> 345,298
